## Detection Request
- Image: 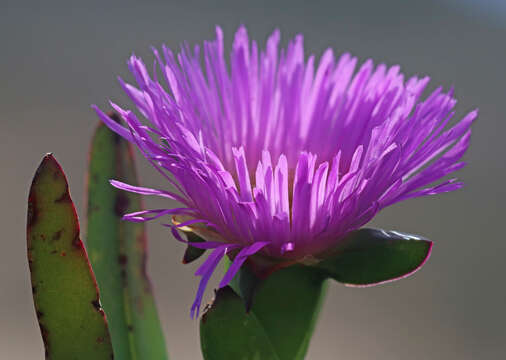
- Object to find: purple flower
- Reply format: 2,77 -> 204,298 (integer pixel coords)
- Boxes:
94,26 -> 476,317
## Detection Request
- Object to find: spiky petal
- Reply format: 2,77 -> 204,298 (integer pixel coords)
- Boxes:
94,26 -> 476,316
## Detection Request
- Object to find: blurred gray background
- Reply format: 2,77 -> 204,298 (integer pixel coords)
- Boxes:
1,0 -> 505,359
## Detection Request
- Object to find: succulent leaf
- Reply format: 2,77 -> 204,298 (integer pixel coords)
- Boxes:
87,119 -> 168,360
27,154 -> 114,359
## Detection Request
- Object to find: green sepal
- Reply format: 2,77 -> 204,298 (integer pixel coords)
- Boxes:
200,227 -> 432,360
182,232 -> 206,264
228,259 -> 262,312
207,261 -> 327,360
200,286 -> 281,360
314,228 -> 433,286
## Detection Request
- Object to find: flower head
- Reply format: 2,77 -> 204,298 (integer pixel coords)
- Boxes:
94,26 -> 476,317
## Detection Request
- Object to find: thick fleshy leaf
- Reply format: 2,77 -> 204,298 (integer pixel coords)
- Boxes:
27,154 -> 114,359
200,286 -> 281,360
227,262 -> 327,360
87,119 -> 168,360
314,228 -> 433,286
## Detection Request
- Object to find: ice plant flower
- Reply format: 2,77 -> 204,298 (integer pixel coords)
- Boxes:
94,26 -> 476,317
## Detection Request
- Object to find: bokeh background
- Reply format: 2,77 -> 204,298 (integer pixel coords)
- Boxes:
2,0 -> 505,359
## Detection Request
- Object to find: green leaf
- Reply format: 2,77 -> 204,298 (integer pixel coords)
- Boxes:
230,264 -> 327,360
87,119 -> 168,360
314,228 -> 433,286
27,154 -> 114,359
200,286 -> 281,360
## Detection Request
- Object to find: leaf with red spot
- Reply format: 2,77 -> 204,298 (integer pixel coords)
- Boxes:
27,154 -> 113,359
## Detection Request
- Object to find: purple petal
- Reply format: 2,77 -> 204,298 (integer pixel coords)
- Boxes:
94,26 -> 476,315
218,241 -> 269,288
